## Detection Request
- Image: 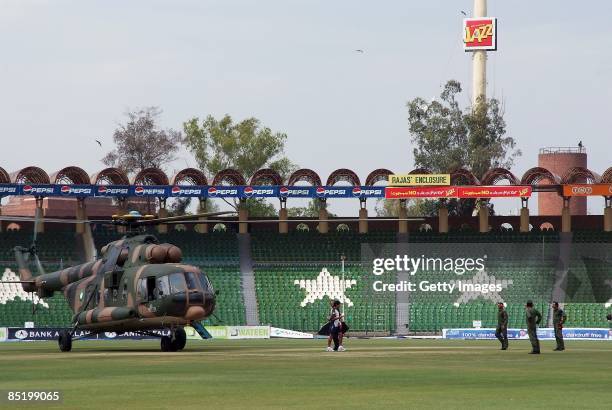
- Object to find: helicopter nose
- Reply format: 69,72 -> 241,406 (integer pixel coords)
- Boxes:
185,305 -> 206,320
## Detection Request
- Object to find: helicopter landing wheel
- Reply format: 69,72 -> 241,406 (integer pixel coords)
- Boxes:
172,328 -> 186,351
58,330 -> 72,352
161,335 -> 176,352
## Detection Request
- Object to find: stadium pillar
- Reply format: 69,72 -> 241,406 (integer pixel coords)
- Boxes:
359,204 -> 368,234
520,206 -> 530,233
318,205 -> 329,234
398,200 -> 408,233
279,206 -> 288,234
604,198 -> 612,232
116,198 -> 128,234
35,197 -> 45,234
239,206 -> 249,234
438,204 -> 449,233
478,201 -> 489,233
75,198 -> 86,234
561,197 -> 571,233
195,199 -> 208,234
157,199 -> 168,234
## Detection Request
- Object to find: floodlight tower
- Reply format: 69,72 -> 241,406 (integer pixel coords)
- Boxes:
472,0 -> 487,106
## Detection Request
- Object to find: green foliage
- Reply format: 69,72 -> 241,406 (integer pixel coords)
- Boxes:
287,200 -> 336,218
242,198 -> 277,217
407,80 -> 520,177
183,114 -> 297,180
405,80 -> 519,216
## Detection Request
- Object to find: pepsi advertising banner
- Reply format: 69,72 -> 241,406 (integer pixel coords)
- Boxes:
0,184 -> 19,196
443,328 -> 611,341
0,184 -> 385,199
57,184 -> 94,197
94,185 -> 130,197
20,184 -> 56,196
130,185 -> 169,197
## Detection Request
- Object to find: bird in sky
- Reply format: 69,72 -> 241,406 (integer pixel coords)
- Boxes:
460,10 -> 467,16
95,139 -> 102,147
355,49 -> 364,53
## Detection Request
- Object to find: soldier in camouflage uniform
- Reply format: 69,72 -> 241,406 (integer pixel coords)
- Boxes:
495,302 -> 508,350
525,300 -> 542,354
552,302 -> 567,351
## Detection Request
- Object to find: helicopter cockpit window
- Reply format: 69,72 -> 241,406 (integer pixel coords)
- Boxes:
156,276 -> 170,298
185,272 -> 199,290
137,279 -> 147,301
198,273 -> 211,292
168,272 -> 186,294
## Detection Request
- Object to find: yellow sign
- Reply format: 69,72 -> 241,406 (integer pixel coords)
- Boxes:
388,174 -> 450,186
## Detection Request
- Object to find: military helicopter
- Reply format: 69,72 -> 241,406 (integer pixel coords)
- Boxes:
1,210 -> 235,352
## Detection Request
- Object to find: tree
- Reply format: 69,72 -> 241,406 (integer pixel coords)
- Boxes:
102,107 -> 182,175
183,114 -> 298,215
287,200 -> 336,218
402,80 -> 520,216
183,114 -> 296,180
407,80 -> 520,176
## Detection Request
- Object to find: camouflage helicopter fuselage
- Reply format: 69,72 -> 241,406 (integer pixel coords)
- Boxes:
17,234 -> 216,333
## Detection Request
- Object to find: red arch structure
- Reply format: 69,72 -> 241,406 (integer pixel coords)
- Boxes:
212,169 -> 246,186
521,167 -> 560,185
601,167 -> 612,184
409,168 -> 432,175
11,166 -> 50,184
450,168 -> 479,185
481,167 -> 519,185
90,168 -> 130,185
561,167 -> 600,184
50,166 -> 90,185
0,167 -> 10,184
171,168 -> 208,186
327,168 -> 360,186
287,169 -> 321,186
249,168 -> 283,186
132,168 -> 169,185
365,169 -> 393,186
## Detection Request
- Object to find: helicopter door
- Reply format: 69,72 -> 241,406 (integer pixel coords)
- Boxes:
146,276 -> 157,301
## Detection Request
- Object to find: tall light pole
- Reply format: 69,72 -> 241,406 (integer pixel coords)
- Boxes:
472,0 -> 487,107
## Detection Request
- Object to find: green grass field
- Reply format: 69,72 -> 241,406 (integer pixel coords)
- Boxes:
1,338 -> 611,409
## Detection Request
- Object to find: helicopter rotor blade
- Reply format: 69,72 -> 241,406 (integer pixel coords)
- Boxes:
133,211 -> 238,226
0,216 -> 111,224
162,217 -> 426,225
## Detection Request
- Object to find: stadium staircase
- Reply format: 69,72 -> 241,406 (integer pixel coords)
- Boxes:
237,233 -> 260,326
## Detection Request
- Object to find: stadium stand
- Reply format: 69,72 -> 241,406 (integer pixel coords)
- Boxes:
0,230 -> 77,327
1,228 -> 610,333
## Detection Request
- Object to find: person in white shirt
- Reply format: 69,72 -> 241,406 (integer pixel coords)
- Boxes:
326,299 -> 345,352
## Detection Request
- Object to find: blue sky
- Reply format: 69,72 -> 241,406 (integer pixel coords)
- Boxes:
1,0 -> 611,215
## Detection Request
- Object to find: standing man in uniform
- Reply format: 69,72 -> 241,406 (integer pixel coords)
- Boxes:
552,302 -> 567,351
495,302 -> 508,350
525,300 -> 542,354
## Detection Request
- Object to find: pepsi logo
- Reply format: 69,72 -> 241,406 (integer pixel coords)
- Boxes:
134,186 -> 144,196
61,185 -> 71,195
171,186 -> 181,196
279,186 -> 289,197
316,187 -> 326,197
208,187 -> 217,196
352,187 -> 362,197
244,186 -> 254,197
98,186 -> 107,194
23,185 -> 33,194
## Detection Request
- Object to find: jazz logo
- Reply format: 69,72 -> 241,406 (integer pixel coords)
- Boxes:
463,18 -> 497,51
